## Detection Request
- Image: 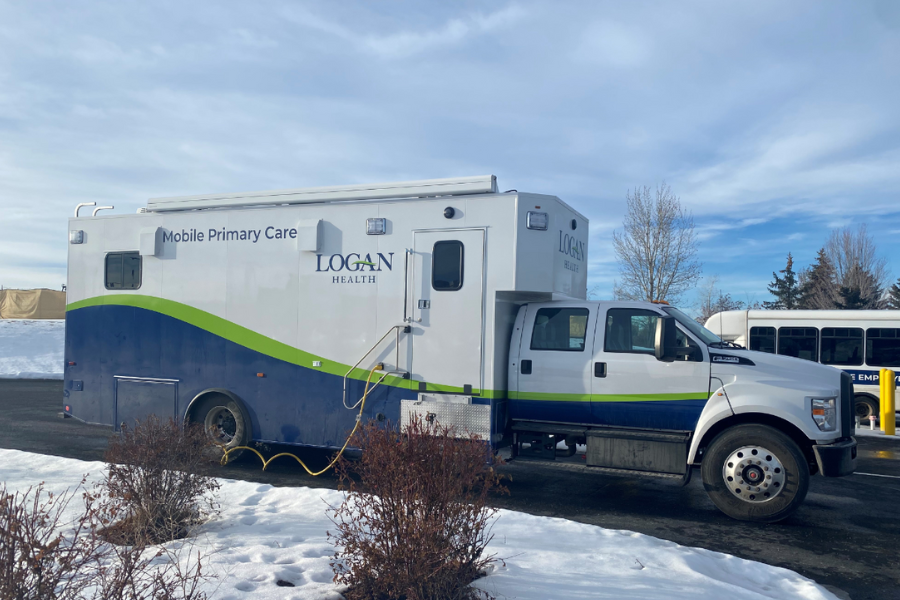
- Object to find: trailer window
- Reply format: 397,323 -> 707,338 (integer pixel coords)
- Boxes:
605,308 -> 658,354
105,252 -> 142,290
749,327 -> 776,353
778,327 -> 818,362
821,327 -> 863,366
432,241 -> 463,291
867,328 -> 900,367
530,307 -> 589,351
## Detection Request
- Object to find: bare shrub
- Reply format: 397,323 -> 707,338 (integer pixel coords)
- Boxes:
329,416 -> 506,600
0,481 -> 101,599
0,481 -> 210,600
103,416 -> 220,546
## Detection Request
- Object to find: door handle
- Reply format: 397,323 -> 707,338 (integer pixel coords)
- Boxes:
520,359 -> 532,375
594,362 -> 607,378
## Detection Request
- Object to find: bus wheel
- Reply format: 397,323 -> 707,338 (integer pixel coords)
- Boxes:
854,395 -> 878,422
191,394 -> 251,462
701,424 -> 809,523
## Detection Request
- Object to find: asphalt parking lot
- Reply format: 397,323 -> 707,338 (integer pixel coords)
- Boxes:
1,379 -> 898,600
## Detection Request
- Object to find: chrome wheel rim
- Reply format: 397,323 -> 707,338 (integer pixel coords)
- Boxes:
722,445 -> 785,503
204,406 -> 237,446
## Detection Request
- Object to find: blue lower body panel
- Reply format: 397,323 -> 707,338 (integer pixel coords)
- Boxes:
65,305 -> 486,448
509,398 -> 707,431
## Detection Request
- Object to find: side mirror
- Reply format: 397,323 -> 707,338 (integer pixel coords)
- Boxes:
654,316 -> 678,362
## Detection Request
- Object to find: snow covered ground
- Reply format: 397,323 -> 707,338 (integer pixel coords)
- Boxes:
0,449 -> 838,600
0,318 -> 64,378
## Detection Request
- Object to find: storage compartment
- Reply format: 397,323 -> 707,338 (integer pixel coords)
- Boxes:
114,377 -> 177,431
586,428 -> 689,475
400,399 -> 491,440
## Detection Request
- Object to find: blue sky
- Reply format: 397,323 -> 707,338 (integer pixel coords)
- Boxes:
1,1 -> 898,311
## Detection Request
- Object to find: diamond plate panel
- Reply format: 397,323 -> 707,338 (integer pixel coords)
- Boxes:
401,399 -> 491,440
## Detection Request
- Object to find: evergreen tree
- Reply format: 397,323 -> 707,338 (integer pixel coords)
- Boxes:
888,278 -> 900,310
834,264 -> 883,309
763,253 -> 801,310
798,248 -> 837,309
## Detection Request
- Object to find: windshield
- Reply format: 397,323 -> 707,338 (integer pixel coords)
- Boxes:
662,307 -> 722,346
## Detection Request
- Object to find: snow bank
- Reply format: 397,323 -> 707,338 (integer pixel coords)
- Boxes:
0,449 -> 837,600
0,319 -> 64,379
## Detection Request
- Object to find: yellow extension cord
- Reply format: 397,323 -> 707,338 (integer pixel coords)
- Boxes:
219,364 -> 384,476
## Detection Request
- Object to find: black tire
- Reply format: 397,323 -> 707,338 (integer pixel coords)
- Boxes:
855,395 -> 879,423
190,393 -> 251,462
701,424 -> 809,523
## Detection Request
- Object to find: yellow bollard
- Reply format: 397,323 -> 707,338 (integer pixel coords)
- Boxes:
881,369 -> 887,432
886,369 -> 897,437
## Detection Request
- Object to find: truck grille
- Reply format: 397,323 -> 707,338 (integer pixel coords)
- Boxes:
840,371 -> 853,437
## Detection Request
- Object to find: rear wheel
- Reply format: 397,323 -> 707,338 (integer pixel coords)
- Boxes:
855,395 -> 878,423
701,424 -> 809,523
191,394 -> 251,462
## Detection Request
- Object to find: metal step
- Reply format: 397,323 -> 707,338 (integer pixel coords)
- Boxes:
511,422 -> 588,436
506,456 -> 685,480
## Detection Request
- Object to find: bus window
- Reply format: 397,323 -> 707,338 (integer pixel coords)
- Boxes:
867,328 -> 900,367
821,327 -> 863,366
778,327 -> 818,362
749,327 -> 775,354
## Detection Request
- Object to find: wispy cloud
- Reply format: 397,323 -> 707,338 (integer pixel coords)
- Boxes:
0,1 -> 897,296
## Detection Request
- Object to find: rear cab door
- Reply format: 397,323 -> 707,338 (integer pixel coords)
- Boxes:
510,302 -> 597,424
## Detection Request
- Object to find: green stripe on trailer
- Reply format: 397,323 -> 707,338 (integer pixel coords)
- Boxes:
66,295 -> 416,388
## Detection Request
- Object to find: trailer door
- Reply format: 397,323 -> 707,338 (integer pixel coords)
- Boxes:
411,229 -> 485,394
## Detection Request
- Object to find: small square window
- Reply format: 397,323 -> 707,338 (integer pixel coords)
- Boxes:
105,252 -> 142,290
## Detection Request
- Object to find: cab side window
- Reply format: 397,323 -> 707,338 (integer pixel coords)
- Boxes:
530,307 -> 589,351
675,328 -> 703,362
605,308 -> 658,354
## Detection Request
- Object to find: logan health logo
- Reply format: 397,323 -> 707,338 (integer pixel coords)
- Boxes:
316,252 -> 394,284
559,230 -> 585,273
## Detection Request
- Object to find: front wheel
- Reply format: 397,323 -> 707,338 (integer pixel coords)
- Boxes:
701,424 -> 809,523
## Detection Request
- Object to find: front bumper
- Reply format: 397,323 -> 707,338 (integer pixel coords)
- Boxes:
813,437 -> 857,477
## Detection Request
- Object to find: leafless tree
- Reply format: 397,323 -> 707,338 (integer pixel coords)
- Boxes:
612,183 -> 701,304
824,224 -> 889,309
695,275 -> 745,323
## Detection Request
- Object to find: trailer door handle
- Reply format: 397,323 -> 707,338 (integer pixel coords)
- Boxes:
520,360 -> 532,375
594,362 -> 607,378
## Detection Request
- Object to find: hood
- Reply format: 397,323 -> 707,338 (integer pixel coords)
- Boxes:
710,349 -> 841,398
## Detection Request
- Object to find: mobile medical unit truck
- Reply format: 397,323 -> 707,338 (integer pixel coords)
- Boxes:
65,175 -> 856,522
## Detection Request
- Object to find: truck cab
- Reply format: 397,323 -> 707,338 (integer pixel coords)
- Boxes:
507,300 -> 857,522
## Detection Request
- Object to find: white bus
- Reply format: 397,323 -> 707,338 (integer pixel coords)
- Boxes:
705,310 -> 900,422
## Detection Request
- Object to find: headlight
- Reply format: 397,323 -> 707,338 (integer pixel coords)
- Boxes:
812,398 -> 837,432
